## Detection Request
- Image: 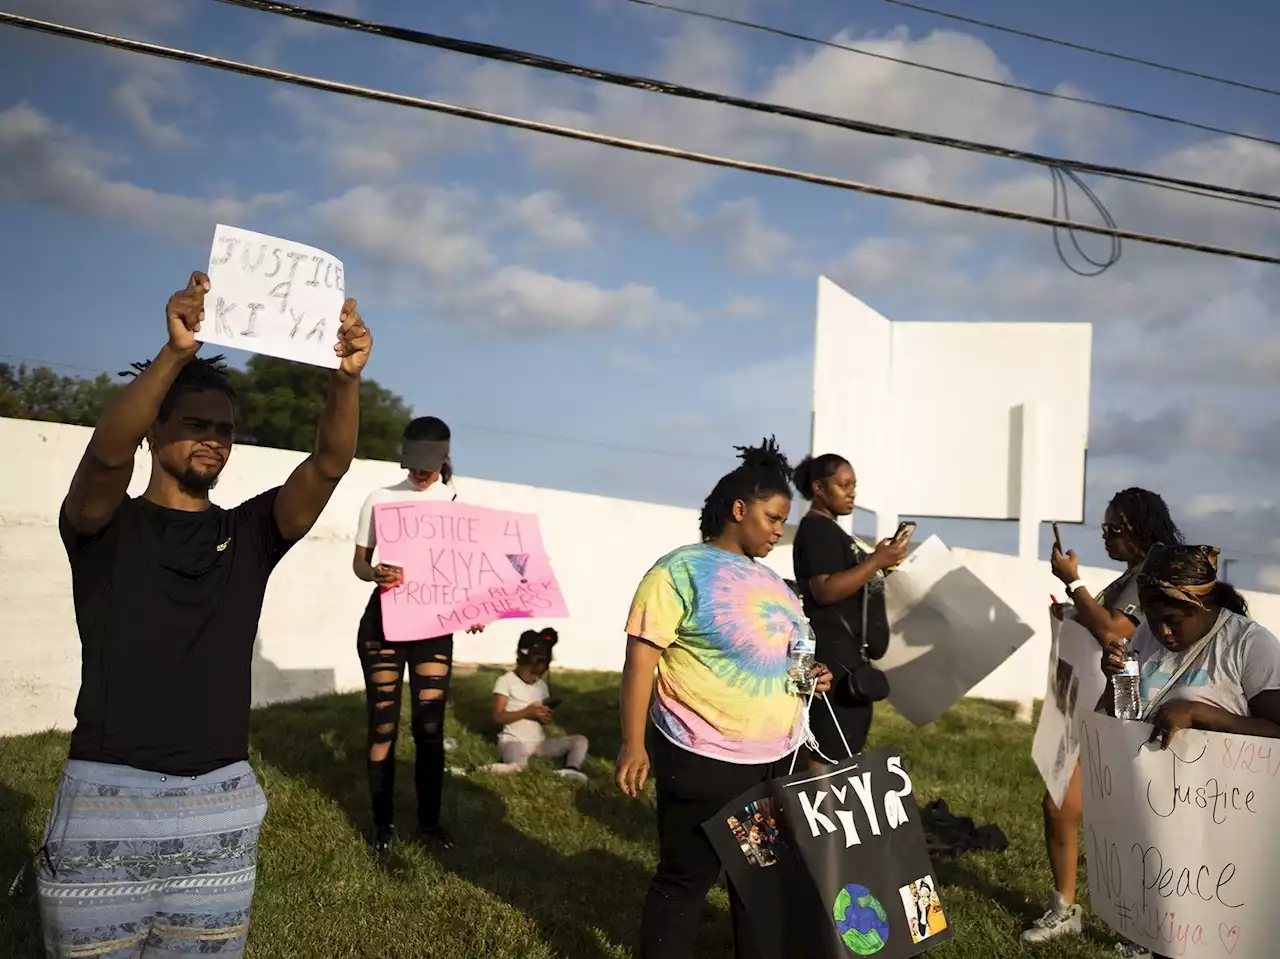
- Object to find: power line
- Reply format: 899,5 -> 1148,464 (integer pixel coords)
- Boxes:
874,0 -> 1280,99
4,11 -> 1278,266
209,0 -> 1280,208
619,0 -> 1280,150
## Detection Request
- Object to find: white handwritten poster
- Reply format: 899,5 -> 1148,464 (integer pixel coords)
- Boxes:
1080,712 -> 1272,958
1032,614 -> 1107,806
879,536 -> 1035,726
199,224 -> 345,368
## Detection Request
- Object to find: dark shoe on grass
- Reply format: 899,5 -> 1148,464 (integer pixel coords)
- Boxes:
420,825 -> 456,850
371,824 -> 397,855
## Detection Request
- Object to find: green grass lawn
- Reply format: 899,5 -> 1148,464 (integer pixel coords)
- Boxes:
1,668 -> 1121,958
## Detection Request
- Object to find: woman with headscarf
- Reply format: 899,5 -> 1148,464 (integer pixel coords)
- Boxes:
614,437 -> 833,959
1105,544 -> 1280,745
1023,488 -> 1183,948
1102,544 -> 1280,959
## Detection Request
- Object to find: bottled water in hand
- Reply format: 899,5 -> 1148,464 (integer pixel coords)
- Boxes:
787,620 -> 817,696
1113,640 -> 1141,720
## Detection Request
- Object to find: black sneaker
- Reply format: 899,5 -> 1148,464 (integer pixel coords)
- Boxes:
420,825 -> 456,850
371,824 -> 397,855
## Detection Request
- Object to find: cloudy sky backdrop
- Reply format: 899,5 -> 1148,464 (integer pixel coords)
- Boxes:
2,0 -> 1278,581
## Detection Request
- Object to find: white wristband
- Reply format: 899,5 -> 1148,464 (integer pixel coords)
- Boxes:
1066,579 -> 1087,596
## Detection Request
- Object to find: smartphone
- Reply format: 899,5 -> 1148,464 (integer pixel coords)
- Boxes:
1052,522 -> 1064,555
544,697 -> 563,711
893,521 -> 917,544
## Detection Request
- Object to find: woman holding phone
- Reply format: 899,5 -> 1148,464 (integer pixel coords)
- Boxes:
352,416 -> 481,854
1022,488 -> 1181,950
790,453 -> 908,767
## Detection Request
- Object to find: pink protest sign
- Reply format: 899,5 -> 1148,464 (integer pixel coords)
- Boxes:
374,501 -> 568,642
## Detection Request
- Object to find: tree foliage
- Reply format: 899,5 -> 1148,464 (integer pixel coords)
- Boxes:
0,363 -> 123,427
0,357 -> 413,461
228,356 -> 411,460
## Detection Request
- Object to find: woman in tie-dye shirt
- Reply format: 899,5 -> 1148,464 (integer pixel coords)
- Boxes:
615,437 -> 833,959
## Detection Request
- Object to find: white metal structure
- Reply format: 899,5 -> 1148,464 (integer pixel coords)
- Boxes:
811,276 -> 1093,555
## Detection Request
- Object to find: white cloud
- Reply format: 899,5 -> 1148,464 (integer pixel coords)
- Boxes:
500,191 -> 593,249
6,0 -> 188,35
0,103 -> 288,237
108,60 -> 189,148
310,183 -> 696,335
703,198 -> 793,273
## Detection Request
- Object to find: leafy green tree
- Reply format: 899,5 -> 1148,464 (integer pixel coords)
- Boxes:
229,356 -> 411,460
0,363 -> 123,427
0,358 -> 412,461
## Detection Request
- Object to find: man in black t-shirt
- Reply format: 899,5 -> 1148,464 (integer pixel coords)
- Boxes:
35,270 -> 372,958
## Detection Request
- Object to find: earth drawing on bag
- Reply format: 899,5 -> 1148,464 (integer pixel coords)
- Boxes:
832,882 -> 890,954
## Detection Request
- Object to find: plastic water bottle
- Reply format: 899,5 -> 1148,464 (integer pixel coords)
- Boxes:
1113,640 -> 1141,720
787,620 -> 817,696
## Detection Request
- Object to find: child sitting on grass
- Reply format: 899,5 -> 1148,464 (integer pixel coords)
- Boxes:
480,628 -> 588,782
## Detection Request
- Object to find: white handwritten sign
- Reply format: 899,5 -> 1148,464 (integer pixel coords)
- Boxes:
1032,614 -> 1107,806
1080,712 -> 1275,958
199,224 -> 345,368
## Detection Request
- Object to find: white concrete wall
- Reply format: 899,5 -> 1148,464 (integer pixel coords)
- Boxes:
4,417 -> 1280,738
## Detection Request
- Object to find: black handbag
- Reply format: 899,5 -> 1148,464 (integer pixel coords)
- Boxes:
836,585 -> 890,704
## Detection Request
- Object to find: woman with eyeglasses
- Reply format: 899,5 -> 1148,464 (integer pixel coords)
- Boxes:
1022,489 -> 1182,951
1101,544 -> 1280,959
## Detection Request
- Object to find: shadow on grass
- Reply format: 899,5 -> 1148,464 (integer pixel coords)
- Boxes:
250,691 -> 661,958
0,782 -> 42,957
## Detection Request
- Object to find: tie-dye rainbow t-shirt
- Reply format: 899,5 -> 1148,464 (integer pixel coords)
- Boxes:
625,543 -> 807,764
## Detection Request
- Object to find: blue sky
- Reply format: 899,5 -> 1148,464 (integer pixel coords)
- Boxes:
2,0 -> 1279,580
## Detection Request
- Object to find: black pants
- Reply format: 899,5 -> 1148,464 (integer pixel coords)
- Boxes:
357,592 -> 454,830
641,730 -> 772,959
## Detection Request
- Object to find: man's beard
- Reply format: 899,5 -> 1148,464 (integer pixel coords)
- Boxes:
165,461 -> 220,496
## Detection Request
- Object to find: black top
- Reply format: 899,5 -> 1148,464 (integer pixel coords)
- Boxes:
791,513 -> 889,670
60,490 -> 294,776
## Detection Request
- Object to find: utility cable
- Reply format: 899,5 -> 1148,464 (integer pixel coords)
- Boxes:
873,0 -> 1280,98
618,0 -> 1280,150
3,11 -> 1278,266
208,0 -> 1280,207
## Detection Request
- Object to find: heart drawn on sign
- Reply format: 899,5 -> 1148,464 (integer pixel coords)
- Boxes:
1219,923 -> 1240,954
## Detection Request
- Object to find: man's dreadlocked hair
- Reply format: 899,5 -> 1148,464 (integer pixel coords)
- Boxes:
1108,487 -> 1183,556
698,436 -> 793,541
122,354 -> 236,422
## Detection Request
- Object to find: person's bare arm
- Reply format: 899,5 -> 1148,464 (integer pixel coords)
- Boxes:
492,693 -> 549,727
273,300 -> 371,543
64,273 -> 208,536
1052,547 -> 1137,647
615,636 -> 663,797
809,537 -> 907,605
353,544 -> 402,586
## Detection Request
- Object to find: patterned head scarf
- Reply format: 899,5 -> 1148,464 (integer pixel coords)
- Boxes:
1138,544 -> 1220,610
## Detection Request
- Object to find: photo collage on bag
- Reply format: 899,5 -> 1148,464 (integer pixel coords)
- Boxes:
898,874 -> 948,944
726,795 -> 788,868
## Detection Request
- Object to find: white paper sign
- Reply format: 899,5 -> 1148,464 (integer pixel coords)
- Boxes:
879,535 -> 1035,726
1032,614 -> 1108,806
199,224 -> 345,368
1081,712 -> 1273,958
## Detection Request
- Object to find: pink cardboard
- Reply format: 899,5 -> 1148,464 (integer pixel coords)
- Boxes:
374,501 -> 568,642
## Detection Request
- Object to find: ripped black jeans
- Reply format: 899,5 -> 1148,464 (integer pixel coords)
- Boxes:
357,592 -> 454,831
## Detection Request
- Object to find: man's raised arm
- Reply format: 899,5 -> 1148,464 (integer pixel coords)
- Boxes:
273,298 -> 372,543
64,272 -> 209,536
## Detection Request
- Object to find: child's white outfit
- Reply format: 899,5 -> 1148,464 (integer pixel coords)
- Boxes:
485,670 -> 588,779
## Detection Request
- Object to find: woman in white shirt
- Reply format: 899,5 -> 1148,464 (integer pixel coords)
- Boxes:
352,416 -> 479,853
1104,544 -> 1280,746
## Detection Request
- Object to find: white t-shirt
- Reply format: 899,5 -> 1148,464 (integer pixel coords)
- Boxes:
354,476 -> 458,551
1134,609 -> 1280,719
494,670 -> 550,745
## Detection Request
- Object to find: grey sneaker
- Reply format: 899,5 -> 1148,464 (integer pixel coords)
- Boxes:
555,768 -> 588,783
1114,942 -> 1152,958
1020,892 -> 1083,943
